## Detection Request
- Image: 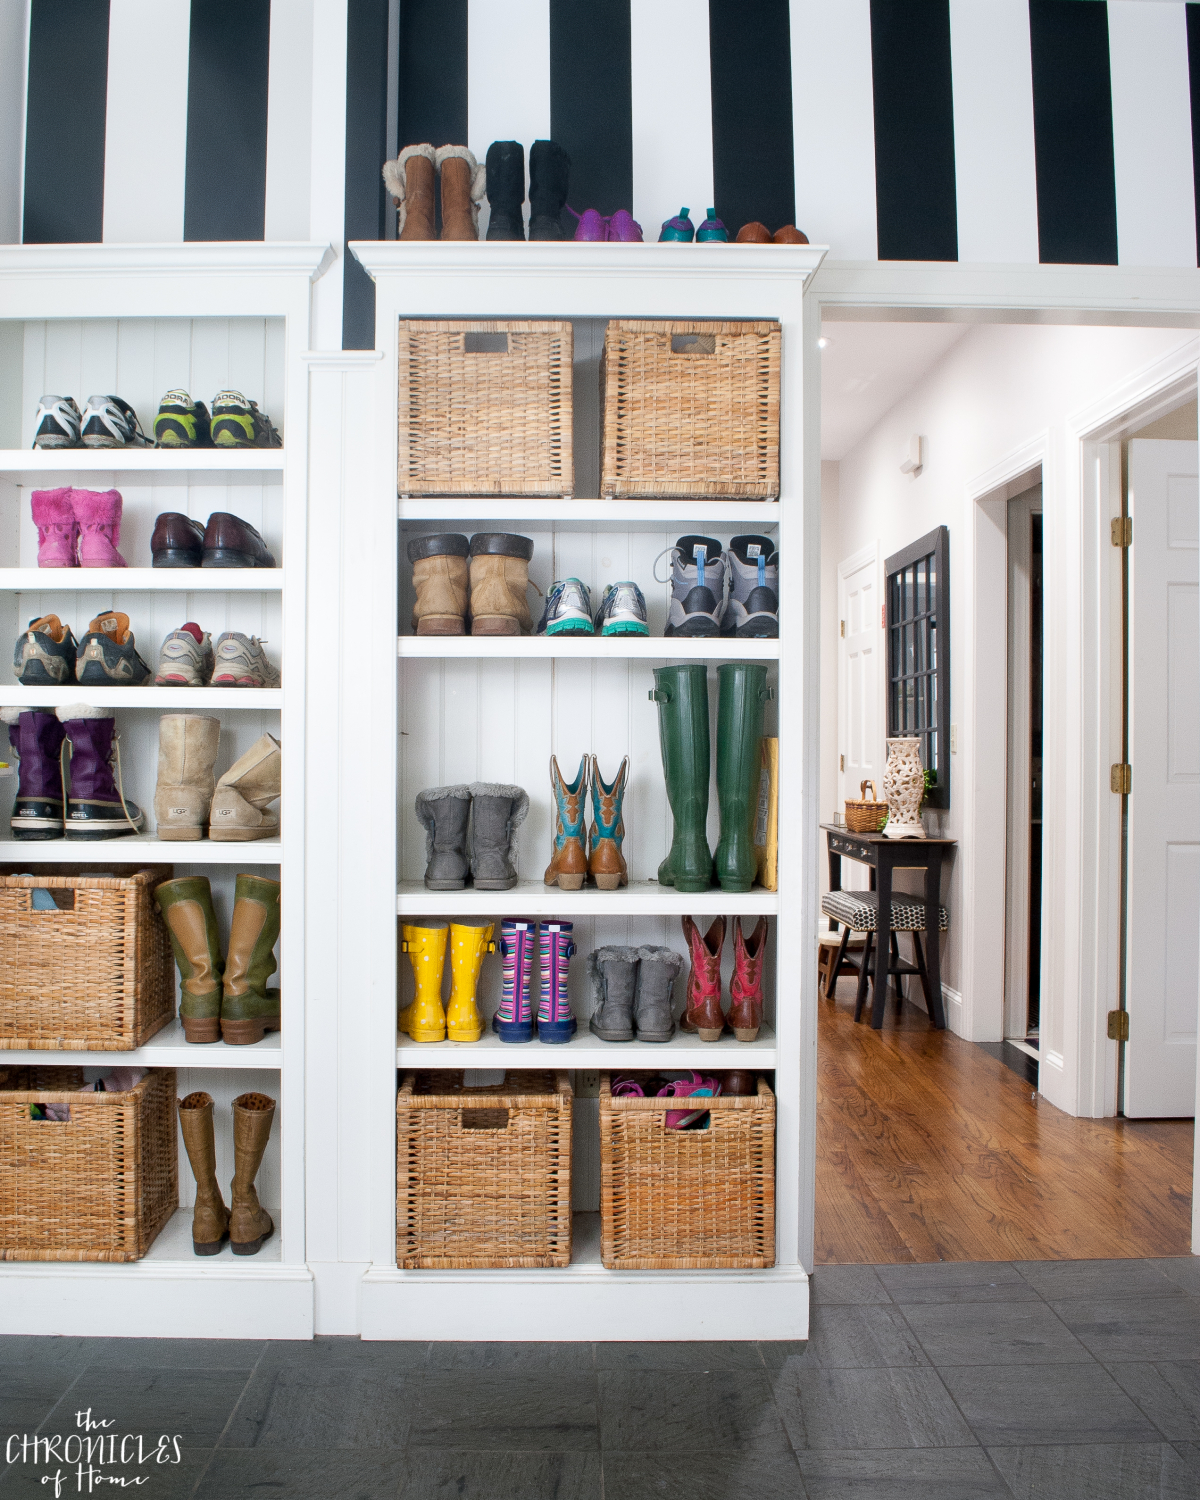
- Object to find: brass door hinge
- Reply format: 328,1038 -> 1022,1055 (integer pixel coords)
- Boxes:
840,620 -> 845,637
1111,763 -> 1132,795
1111,516 -> 1132,547
1108,1009 -> 1129,1042
839,754 -> 845,772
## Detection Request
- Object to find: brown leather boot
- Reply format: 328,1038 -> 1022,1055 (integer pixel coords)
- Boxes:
229,1092 -> 276,1254
469,532 -> 534,635
178,1092 -> 230,1255
408,533 -> 469,635
383,144 -> 436,240
435,146 -> 484,240
729,914 -> 767,1041
544,755 -> 588,891
680,915 -> 726,1041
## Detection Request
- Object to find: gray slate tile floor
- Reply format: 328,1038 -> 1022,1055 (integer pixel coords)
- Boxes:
1,1260 -> 1199,1498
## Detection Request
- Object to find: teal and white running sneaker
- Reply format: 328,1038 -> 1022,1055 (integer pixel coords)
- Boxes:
537,578 -> 594,636
594,581 -> 648,636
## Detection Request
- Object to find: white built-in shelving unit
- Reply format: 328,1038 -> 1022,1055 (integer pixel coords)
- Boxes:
349,241 -> 825,1340
0,244 -> 328,1338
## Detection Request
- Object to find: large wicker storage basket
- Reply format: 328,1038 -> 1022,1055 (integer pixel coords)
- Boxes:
599,320 -> 781,499
600,1073 -> 775,1269
0,1066 -> 177,1261
397,1070 -> 572,1268
0,866 -> 174,1051
397,320 -> 574,498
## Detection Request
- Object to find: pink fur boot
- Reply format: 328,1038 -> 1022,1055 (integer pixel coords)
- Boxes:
31,487 -> 79,568
73,488 -> 127,568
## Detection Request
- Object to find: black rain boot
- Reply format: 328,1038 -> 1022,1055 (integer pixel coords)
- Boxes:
485,141 -> 527,241
529,140 -> 570,241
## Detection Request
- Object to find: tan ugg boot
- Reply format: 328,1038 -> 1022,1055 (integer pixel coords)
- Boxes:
408,533 -> 469,635
229,1092 -> 275,1255
154,714 -> 220,841
178,1092 -> 230,1255
469,532 -> 535,636
208,734 -> 280,841
383,144 -> 437,240
435,146 -> 485,240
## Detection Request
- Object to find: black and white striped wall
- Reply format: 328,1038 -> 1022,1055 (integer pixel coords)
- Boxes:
9,1 -> 1200,346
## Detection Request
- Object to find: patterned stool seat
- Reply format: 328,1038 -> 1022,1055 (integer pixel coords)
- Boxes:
821,888 -> 949,933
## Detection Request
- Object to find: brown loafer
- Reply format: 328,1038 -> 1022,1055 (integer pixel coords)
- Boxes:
151,512 -> 206,568
202,512 -> 276,568
735,221 -> 772,243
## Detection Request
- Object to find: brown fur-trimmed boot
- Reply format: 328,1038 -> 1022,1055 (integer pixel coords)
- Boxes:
383,144 -> 437,241
435,146 -> 485,240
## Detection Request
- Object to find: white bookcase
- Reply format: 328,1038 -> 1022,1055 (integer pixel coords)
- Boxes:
0,244 -> 327,1338
348,242 -> 825,1341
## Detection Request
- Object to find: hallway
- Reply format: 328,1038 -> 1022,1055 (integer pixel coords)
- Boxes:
817,981 -> 1194,1266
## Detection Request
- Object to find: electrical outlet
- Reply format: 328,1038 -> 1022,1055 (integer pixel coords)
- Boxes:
950,724 -> 958,754
575,1071 -> 600,1097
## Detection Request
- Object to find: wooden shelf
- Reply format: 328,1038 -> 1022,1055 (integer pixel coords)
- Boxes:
0,834 -> 280,863
397,1022 -> 777,1068
397,879 -> 778,917
1,1018 -> 282,1068
398,635 -> 779,661
0,568 -> 281,592
0,686 -> 282,709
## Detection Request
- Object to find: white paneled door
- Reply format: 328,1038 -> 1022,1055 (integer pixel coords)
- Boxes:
838,544 -> 881,887
1126,439 -> 1199,1118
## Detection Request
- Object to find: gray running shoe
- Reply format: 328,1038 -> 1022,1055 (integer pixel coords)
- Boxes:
663,535 -> 726,637
32,395 -> 82,449
155,623 -> 214,686
80,394 -> 151,448
723,534 -> 779,639
211,632 -> 281,688
75,611 -> 151,685
13,614 -> 78,685
594,581 -> 648,636
537,578 -> 594,636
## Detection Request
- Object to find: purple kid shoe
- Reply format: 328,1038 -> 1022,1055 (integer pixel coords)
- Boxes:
606,210 -> 643,242
570,207 -> 606,242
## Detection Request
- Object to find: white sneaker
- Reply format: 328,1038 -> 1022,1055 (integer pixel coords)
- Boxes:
155,624 -> 214,686
211,632 -> 281,689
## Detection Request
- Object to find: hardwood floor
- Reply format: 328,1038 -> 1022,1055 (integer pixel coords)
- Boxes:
816,979 -> 1194,1265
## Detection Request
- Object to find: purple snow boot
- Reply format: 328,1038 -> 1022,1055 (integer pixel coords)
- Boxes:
493,919 -> 536,1042
1,708 -> 66,839
72,488 -> 127,568
31,487 -> 78,568
58,704 -> 144,839
537,920 -> 577,1043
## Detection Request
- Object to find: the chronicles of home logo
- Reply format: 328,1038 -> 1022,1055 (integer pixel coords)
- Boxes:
5,1407 -> 182,1493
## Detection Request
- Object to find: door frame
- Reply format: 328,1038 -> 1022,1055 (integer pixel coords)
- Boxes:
836,539 -> 881,815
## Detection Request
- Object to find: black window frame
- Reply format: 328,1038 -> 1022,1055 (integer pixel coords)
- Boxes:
884,525 -> 950,810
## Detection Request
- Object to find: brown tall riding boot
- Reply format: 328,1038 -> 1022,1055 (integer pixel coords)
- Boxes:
383,144 -> 437,240
469,532 -> 534,635
230,1092 -> 276,1255
408,533 -> 470,635
435,146 -> 484,240
178,1092 -> 230,1255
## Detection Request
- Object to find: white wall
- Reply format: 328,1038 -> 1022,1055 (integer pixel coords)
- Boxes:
822,322 -> 1196,1070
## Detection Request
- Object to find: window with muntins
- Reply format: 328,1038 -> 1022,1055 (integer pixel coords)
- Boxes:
885,525 -> 950,810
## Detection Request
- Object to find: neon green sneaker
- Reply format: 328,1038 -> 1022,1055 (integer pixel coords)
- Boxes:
154,390 -> 212,448
210,390 -> 282,449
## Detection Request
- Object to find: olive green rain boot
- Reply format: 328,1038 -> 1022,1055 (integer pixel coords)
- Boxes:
155,876 -> 224,1043
714,662 -> 770,892
220,875 -> 282,1044
650,663 -> 713,892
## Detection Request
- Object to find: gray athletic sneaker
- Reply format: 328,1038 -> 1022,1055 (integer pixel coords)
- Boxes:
663,535 -> 726,637
536,579 -> 594,636
723,534 -> 779,638
594,581 -> 648,636
210,632 -> 281,688
155,623 -> 214,686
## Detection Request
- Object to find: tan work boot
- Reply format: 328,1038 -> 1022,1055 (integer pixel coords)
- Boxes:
154,714 -> 220,841
178,1092 -> 230,1254
229,1092 -> 275,1254
469,532 -> 535,635
208,734 -> 280,841
408,533 -> 469,635
383,144 -> 437,240
435,146 -> 485,240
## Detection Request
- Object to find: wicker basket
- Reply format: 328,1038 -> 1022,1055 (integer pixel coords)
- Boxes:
844,780 -> 888,834
397,319 -> 574,498
397,1070 -> 573,1268
0,866 -> 174,1051
599,1073 -> 775,1269
0,1067 -> 177,1261
599,320 -> 781,499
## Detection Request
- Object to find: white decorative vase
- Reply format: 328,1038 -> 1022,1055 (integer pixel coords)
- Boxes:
882,737 -> 926,839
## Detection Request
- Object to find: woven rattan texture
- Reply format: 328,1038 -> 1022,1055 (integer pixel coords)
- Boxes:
397,320 -> 574,498
397,1069 -> 573,1269
600,320 -> 781,499
0,867 -> 174,1051
599,1073 -> 776,1270
0,1067 -> 177,1261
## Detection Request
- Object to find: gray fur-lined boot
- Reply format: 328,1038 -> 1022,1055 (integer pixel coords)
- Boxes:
633,945 -> 683,1043
587,946 -> 640,1042
468,782 -> 528,890
415,785 -> 472,889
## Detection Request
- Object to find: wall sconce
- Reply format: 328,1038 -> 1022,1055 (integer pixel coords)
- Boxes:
900,435 -> 924,478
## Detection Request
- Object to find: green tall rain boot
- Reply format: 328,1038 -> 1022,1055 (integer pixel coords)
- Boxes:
650,663 -> 713,892
221,875 -> 282,1045
155,876 -> 224,1044
715,661 -> 770,892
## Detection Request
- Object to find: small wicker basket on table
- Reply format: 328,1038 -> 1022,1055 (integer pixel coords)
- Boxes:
843,780 -> 888,834
396,1070 -> 573,1269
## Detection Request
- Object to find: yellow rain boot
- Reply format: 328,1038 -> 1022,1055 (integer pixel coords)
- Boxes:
446,919 -> 495,1042
399,920 -> 448,1042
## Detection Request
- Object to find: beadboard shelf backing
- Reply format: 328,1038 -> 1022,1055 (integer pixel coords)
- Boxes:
396,879 -> 779,917
396,1023 -> 777,1068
